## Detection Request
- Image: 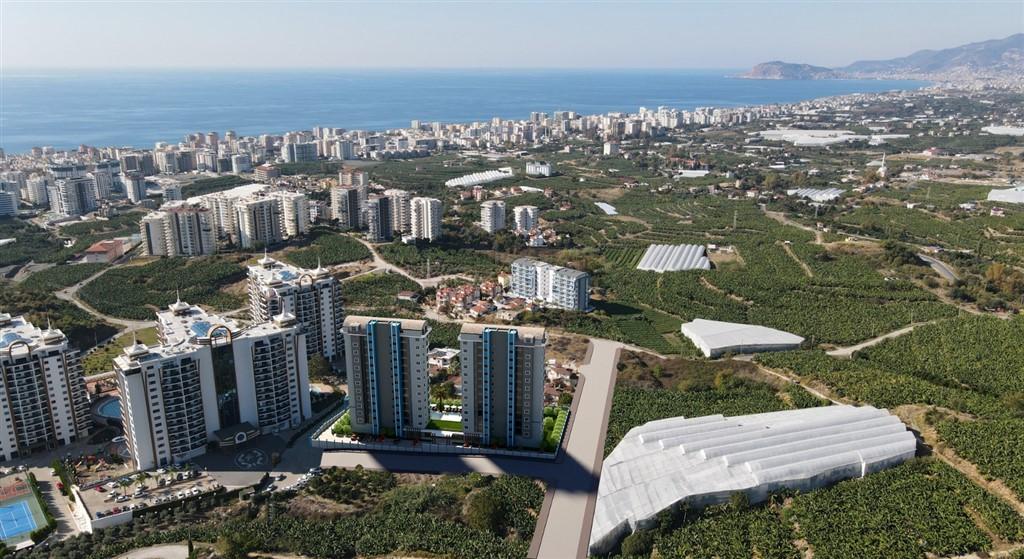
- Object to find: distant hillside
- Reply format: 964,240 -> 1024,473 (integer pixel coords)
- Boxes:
744,34 -> 1023,80
743,62 -> 840,80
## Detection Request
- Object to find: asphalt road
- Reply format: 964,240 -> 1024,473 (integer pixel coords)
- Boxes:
320,338 -> 625,559
917,253 -> 960,282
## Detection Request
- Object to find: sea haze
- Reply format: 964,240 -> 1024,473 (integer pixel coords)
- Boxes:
0,69 -> 926,153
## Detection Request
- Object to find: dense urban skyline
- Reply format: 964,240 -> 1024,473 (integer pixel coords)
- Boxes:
3,1 -> 1022,70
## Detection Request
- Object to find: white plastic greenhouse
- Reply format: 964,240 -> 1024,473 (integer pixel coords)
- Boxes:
680,318 -> 804,358
589,405 -> 917,555
636,244 -> 711,272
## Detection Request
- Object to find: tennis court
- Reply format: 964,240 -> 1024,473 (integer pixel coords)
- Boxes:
0,475 -> 46,546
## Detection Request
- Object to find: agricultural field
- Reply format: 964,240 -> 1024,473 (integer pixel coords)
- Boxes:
604,351 -> 828,455
376,243 -> 503,278
78,256 -> 247,320
82,326 -> 159,375
610,458 -> 1023,559
179,174 -> 248,197
343,272 -> 420,308
18,263 -> 108,292
0,283 -> 118,352
48,212 -> 146,262
0,218 -> 63,267
283,230 -> 371,268
567,193 -> 960,346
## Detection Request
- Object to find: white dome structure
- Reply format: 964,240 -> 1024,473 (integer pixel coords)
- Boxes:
589,405 -> 917,556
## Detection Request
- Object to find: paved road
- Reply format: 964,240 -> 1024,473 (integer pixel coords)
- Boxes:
54,267 -> 154,331
349,235 -> 477,288
917,253 -> 960,282
320,338 -> 625,559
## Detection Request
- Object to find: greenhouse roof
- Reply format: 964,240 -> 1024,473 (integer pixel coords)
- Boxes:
680,319 -> 804,357
589,405 -> 916,555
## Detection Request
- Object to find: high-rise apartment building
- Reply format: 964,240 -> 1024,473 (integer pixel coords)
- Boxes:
140,203 -> 217,257
339,168 -> 368,187
458,324 -> 546,448
48,177 -> 98,216
383,189 -> 411,233
234,196 -> 283,249
271,191 -> 310,238
366,195 -> 393,242
25,175 -> 49,206
116,301 -> 311,470
409,197 -> 443,241
513,205 -> 539,233
330,186 -> 363,230
342,316 -> 430,438
480,200 -> 506,233
510,258 -> 591,311
123,172 -> 147,203
0,313 -> 92,461
282,142 -> 317,163
0,190 -> 17,218
248,256 -> 345,361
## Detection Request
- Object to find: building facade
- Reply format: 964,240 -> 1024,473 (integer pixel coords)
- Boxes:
409,197 -> 443,241
342,316 -> 430,438
0,314 -> 92,462
49,177 -> 97,217
365,195 -> 393,242
248,256 -> 345,361
510,258 -> 591,311
141,203 -> 217,257
459,324 -> 546,448
480,200 -> 506,233
513,205 -> 539,234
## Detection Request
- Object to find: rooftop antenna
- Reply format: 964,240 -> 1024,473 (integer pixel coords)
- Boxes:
175,288 -> 181,304
317,255 -> 322,270
132,331 -> 138,346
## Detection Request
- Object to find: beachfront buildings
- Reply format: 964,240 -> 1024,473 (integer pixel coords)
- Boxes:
248,255 -> 345,361
115,300 -> 312,470
510,258 -> 591,312
458,324 -> 547,448
0,313 -> 92,462
140,203 -> 217,257
480,200 -> 506,233
409,197 -> 443,241
341,316 -> 431,438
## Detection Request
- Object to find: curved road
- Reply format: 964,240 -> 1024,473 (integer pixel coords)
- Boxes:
54,267 -> 153,331
917,253 -> 959,282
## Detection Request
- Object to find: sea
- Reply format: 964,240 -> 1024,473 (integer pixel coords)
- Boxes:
0,69 -> 926,153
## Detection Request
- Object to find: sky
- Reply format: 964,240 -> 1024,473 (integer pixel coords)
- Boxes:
2,1 -> 1022,70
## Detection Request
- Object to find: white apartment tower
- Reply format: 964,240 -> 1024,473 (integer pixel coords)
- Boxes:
0,313 -> 92,461
330,186 -> 363,230
271,191 -> 310,238
141,203 -> 216,257
117,300 -> 312,470
511,258 -> 591,312
123,172 -> 147,204
410,197 -> 443,241
384,189 -> 412,234
513,205 -> 540,234
480,200 -> 506,233
234,196 -> 284,249
49,177 -> 97,217
248,255 -> 345,361
459,324 -> 546,448
342,316 -> 430,438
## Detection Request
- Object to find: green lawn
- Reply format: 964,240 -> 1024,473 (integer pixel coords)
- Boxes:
426,418 -> 463,432
82,327 -> 159,375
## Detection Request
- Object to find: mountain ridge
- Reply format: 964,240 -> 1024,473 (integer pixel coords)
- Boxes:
743,34 -> 1023,80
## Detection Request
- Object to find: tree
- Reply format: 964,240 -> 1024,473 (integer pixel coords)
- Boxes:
558,392 -> 573,407
215,531 -> 253,559
307,354 -> 331,381
465,490 -> 502,533
620,529 -> 654,557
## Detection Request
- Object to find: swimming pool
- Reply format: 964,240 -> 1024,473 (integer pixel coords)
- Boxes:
97,398 -> 122,420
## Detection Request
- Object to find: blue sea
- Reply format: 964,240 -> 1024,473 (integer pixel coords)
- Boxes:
0,69 -> 925,153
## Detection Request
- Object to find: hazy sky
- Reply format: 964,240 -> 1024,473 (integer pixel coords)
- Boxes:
3,1 -> 1022,70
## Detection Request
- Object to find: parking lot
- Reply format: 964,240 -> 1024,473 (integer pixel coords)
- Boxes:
78,467 -> 221,521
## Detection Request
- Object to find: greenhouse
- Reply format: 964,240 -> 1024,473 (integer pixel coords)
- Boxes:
987,185 -> 1024,204
680,318 -> 804,358
636,244 -> 710,272
589,405 -> 916,555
